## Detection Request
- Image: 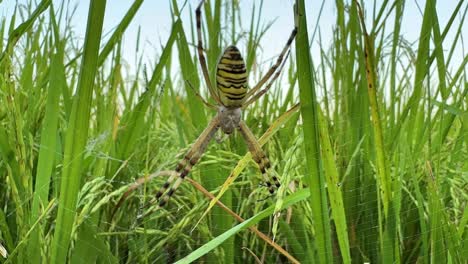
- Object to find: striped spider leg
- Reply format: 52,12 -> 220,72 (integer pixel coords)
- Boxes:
154,0 -> 297,206
155,116 -> 220,207
238,121 -> 280,194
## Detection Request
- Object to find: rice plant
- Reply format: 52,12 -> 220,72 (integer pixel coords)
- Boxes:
0,0 -> 466,263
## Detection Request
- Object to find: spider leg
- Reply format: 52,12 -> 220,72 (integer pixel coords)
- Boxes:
196,0 -> 222,105
185,79 -> 217,109
155,115 -> 220,206
243,50 -> 291,108
238,121 -> 280,194
245,25 -> 297,100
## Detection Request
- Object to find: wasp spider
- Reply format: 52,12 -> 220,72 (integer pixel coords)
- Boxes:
155,0 -> 297,206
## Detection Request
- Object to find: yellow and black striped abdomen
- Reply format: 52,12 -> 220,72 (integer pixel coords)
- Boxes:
216,45 -> 248,107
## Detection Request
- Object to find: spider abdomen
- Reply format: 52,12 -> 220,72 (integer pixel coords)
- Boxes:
216,45 -> 248,107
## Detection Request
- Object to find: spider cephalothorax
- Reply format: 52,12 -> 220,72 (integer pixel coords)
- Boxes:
218,106 -> 241,135
154,0 -> 297,207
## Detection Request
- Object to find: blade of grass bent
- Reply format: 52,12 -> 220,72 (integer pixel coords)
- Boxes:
50,1 -> 106,263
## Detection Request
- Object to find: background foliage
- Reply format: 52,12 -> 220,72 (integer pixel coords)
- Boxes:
0,0 -> 467,263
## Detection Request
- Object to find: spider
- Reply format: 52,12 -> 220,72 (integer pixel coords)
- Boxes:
155,0 -> 297,207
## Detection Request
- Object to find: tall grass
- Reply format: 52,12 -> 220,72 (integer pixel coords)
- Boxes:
0,0 -> 467,263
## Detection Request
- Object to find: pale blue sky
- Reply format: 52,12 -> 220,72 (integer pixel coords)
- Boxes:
2,1 -> 467,77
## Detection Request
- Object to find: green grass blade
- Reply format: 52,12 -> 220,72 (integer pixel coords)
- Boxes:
408,0 -> 434,147
50,1 -> 107,262
426,164 -> 447,263
70,220 -> 119,264
317,107 -> 351,263
295,0 -> 333,263
4,199 -> 56,264
116,19 -> 180,159
356,2 -> 392,218
279,219 -> 305,258
97,0 -> 143,67
27,46 -> 65,263
389,0 -> 404,127
356,2 -> 396,262
172,0 -> 207,130
175,188 -> 309,264
0,0 -> 50,63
